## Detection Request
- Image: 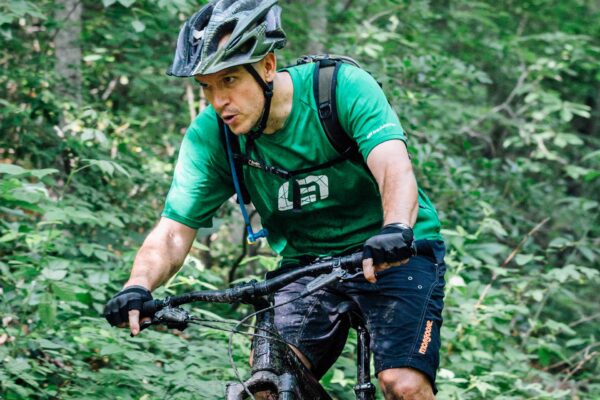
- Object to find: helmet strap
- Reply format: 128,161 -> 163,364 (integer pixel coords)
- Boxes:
243,64 -> 273,139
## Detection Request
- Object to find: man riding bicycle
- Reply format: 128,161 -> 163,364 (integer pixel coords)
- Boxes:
104,1 -> 446,399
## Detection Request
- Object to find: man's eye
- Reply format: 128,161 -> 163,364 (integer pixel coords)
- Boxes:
197,81 -> 208,88
224,76 -> 236,84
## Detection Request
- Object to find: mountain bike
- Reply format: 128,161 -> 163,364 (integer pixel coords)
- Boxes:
139,252 -> 378,399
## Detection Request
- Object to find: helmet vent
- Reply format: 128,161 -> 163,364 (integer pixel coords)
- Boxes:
232,38 -> 256,59
208,20 -> 238,55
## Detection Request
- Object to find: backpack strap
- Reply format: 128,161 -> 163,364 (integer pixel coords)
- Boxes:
313,59 -> 362,162
217,116 -> 252,205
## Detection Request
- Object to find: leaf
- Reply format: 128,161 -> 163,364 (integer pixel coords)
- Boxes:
37,339 -> 63,350
94,249 -> 111,262
80,243 -> 95,257
119,0 -> 136,7
448,275 -> 466,287
132,20 -> 145,33
549,237 -> 570,248
545,320 -> 576,336
39,293 -> 57,325
81,129 -> 95,141
76,291 -> 93,305
102,0 -> 117,7
582,149 -> 600,161
97,160 -> 115,176
101,343 -> 125,356
577,246 -> 596,262
51,282 -> 79,302
566,338 -> 587,347
515,254 -> 534,266
565,165 -> 593,180
0,164 -> 27,175
30,168 -> 58,178
42,268 -> 68,281
329,368 -> 351,387
474,381 -> 498,396
530,290 -> 545,302
84,159 -> 129,177
83,54 -> 103,62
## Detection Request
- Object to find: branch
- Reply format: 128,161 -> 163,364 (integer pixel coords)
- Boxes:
473,217 -> 550,312
101,78 -> 118,101
459,67 -> 529,135
543,343 -> 600,372
49,1 -> 83,44
366,6 -> 404,25
342,0 -> 354,12
559,347 -> 599,385
227,209 -> 259,284
569,312 -> 600,328
185,81 -> 197,123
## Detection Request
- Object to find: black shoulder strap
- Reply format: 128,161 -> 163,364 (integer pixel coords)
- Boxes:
313,59 -> 361,161
217,117 -> 252,204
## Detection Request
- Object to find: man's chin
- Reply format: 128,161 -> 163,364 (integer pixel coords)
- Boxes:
227,126 -> 249,136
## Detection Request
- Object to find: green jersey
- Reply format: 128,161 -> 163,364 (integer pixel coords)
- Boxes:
162,63 -> 442,264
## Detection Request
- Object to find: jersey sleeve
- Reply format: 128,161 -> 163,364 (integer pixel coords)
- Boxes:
161,107 -> 234,229
335,64 -> 407,161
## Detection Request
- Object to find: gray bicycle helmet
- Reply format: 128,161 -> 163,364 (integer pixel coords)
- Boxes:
167,0 -> 286,77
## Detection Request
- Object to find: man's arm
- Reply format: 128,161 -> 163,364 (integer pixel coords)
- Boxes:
125,217 -> 197,290
363,139 -> 418,282
123,217 -> 197,335
366,140 -> 418,226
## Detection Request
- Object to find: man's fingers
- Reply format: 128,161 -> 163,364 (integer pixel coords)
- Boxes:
129,309 -> 141,336
363,258 -> 376,283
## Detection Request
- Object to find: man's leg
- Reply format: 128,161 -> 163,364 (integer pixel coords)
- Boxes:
378,368 -> 434,400
272,276 -> 351,378
346,241 -> 447,399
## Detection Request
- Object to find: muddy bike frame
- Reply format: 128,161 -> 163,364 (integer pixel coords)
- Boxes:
140,252 -> 377,400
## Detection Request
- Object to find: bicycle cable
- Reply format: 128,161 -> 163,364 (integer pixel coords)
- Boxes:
227,285 -> 343,400
187,316 -> 292,347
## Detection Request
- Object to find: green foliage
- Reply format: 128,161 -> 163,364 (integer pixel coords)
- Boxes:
1,0 -> 599,398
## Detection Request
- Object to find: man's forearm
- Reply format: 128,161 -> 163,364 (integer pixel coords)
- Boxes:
380,165 -> 418,227
367,140 -> 419,228
125,218 -> 197,291
126,243 -> 183,291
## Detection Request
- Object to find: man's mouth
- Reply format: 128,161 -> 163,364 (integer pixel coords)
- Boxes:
222,114 -> 237,124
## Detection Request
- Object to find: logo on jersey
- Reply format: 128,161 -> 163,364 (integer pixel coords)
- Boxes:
278,175 -> 329,211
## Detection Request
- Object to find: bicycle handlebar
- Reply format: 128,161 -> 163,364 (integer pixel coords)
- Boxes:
141,251 -> 363,317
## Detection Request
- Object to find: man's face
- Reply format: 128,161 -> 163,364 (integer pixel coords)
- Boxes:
195,66 -> 264,135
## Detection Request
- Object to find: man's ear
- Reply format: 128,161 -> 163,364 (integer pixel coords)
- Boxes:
262,52 -> 277,82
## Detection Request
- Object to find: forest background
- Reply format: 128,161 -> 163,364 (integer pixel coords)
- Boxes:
1,0 -> 599,399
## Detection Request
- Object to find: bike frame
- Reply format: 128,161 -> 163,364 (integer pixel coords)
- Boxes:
142,253 -> 377,399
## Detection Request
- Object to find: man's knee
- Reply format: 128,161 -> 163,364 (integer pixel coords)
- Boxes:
378,368 -> 434,400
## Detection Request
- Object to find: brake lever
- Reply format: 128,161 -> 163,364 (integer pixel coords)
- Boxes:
302,266 -> 347,295
340,270 -> 364,281
132,306 -> 191,337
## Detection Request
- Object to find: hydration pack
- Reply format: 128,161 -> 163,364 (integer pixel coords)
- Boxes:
218,54 -> 377,210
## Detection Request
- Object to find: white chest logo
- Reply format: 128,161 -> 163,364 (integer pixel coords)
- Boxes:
278,175 -> 329,211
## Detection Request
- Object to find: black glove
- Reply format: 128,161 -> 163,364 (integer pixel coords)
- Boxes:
363,223 -> 416,265
104,285 -> 152,327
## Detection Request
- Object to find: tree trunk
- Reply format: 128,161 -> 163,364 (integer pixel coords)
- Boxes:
54,0 -> 82,105
306,0 -> 327,53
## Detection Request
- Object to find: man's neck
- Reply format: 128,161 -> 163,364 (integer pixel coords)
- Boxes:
263,71 -> 293,134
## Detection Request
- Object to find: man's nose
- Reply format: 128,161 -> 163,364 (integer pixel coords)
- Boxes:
211,91 -> 229,110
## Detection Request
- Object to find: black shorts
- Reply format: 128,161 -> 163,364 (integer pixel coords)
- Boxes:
273,240 -> 446,392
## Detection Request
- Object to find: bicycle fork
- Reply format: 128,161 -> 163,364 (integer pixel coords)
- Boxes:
354,323 -> 376,400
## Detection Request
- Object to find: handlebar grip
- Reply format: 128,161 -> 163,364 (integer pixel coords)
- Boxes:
141,299 -> 159,317
340,252 -> 363,269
